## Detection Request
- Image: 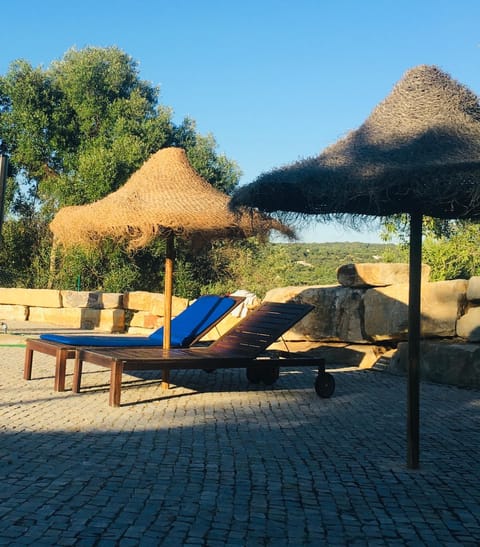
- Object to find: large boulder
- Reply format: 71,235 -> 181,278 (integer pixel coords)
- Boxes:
363,280 -> 467,341
388,341 -> 480,389
337,262 -> 431,287
0,288 -> 62,307
123,291 -> 188,316
0,304 -> 29,321
466,276 -> 480,302
61,291 -> 123,309
129,311 -> 163,330
264,285 -> 365,342
456,307 -> 480,341
28,307 -> 125,332
265,279 -> 468,343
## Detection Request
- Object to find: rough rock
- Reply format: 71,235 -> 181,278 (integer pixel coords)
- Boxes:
0,288 -> 62,308
28,307 -> 125,332
61,291 -> 123,309
123,291 -> 188,316
267,340 -> 388,369
388,340 -> 480,389
0,304 -> 29,321
101,293 -> 124,309
337,262 -> 431,287
264,285 -> 365,342
363,280 -> 467,341
129,311 -> 163,330
456,307 -> 480,341
265,280 -> 468,343
466,276 -> 480,302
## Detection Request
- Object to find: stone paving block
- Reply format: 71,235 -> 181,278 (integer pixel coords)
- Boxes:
1,346 -> 479,544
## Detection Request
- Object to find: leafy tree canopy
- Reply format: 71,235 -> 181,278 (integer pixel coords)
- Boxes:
0,46 -> 242,292
0,46 -> 241,217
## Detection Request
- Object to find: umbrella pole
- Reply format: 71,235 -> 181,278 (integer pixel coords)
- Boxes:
407,212 -> 422,469
162,232 -> 174,388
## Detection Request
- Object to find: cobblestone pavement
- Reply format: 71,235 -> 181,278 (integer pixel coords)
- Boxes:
0,343 -> 479,546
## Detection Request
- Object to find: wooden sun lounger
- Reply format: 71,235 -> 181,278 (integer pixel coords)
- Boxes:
23,295 -> 244,391
73,301 -> 335,406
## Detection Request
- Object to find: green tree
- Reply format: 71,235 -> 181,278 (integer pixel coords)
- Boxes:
421,222 -> 480,281
381,214 -> 454,244
0,46 -> 241,293
380,215 -> 480,282
202,240 -> 313,298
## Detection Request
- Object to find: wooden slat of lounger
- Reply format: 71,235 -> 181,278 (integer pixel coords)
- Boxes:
210,302 -> 313,356
77,346 -> 322,371
216,331 -> 273,343
222,302 -> 312,327
78,347 -> 197,363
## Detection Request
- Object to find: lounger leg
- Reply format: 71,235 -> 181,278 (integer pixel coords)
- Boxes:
72,355 -> 83,393
161,367 -> 170,390
110,361 -> 123,407
54,349 -> 68,392
24,343 -> 34,380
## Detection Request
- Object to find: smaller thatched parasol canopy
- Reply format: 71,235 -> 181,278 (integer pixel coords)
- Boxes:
51,147 -> 292,249
51,147 -> 293,350
231,65 -> 480,469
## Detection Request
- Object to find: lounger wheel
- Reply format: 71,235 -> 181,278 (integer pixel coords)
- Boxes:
246,366 -> 262,384
260,364 -> 280,386
315,372 -> 335,398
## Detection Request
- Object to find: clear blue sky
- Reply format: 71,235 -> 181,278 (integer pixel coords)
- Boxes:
1,0 -> 479,243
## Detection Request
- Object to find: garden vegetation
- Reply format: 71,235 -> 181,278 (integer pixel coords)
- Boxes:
1,47 -> 479,299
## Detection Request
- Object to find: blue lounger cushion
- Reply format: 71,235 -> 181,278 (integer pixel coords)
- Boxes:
40,295 -> 237,348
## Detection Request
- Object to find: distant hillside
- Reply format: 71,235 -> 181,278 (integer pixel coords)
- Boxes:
272,241 -> 404,286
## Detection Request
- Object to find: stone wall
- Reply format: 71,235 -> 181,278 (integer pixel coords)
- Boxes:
261,263 -> 480,390
264,264 -> 480,344
3,264 -> 478,388
2,263 -> 480,343
388,341 -> 480,389
0,288 -> 187,333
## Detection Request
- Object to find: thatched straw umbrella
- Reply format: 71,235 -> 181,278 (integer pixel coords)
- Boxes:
51,147 -> 293,351
231,65 -> 480,468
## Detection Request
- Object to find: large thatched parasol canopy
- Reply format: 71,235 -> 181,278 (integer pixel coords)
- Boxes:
231,65 -> 480,469
51,147 -> 293,351
231,64 -> 480,221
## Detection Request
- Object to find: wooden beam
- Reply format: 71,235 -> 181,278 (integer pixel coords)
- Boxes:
163,232 -> 175,350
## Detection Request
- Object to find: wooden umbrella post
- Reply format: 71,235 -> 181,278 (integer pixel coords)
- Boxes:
163,232 -> 175,350
407,211 -> 423,469
162,232 -> 175,388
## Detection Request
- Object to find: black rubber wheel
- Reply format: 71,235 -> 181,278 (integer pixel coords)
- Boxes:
246,366 -> 262,384
260,365 -> 280,386
315,372 -> 335,398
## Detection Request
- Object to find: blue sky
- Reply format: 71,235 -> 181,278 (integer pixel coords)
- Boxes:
1,0 -> 479,243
